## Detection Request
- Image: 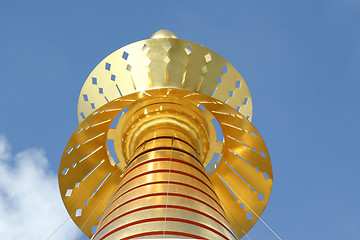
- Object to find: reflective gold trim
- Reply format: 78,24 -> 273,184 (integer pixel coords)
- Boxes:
59,88 -> 272,239
77,37 -> 252,124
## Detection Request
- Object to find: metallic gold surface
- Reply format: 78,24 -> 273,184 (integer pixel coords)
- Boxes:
60,29 -> 272,240
77,35 -> 253,124
92,139 -> 237,240
151,29 -> 178,39
59,88 -> 272,239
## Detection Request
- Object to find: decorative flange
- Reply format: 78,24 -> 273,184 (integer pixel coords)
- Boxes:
59,88 -> 271,239
77,33 -> 253,124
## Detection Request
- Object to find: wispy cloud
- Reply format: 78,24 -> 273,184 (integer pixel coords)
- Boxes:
0,135 -> 82,239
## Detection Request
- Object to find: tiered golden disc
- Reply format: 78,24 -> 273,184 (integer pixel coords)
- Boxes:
59,30 -> 273,239
77,30 -> 253,124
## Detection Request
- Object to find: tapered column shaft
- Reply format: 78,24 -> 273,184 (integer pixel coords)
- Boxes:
92,137 -> 237,240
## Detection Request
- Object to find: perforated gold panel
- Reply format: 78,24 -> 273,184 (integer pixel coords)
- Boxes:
77,35 -> 253,124
59,88 -> 272,239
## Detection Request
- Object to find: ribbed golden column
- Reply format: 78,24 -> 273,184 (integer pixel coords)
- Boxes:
92,136 -> 237,240
59,30 -> 274,240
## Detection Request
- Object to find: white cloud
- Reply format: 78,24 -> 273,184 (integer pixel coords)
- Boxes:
0,135 -> 82,240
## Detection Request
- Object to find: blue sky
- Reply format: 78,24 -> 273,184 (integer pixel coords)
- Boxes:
1,1 -> 359,239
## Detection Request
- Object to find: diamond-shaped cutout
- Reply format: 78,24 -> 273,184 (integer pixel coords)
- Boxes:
164,56 -> 170,64
201,66 -> 207,74
258,193 -> 264,201
75,209 -> 82,217
144,57 -> 151,66
243,98 -> 248,105
105,63 -> 111,71
142,44 -> 150,54
65,189 -> 72,197
122,51 -> 129,60
62,168 -> 69,175
99,88 -> 103,94
185,45 -> 192,55
163,42 -> 171,51
205,53 -> 212,63
222,65 -> 228,74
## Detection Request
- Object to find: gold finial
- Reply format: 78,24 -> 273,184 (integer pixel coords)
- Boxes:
150,29 -> 178,39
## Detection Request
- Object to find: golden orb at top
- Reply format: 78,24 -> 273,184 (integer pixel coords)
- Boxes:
150,29 -> 178,39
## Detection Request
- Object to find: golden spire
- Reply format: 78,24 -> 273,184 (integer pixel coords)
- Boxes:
59,30 -> 273,239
